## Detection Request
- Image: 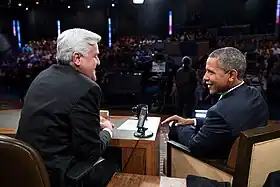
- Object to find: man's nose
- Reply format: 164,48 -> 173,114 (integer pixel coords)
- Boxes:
203,73 -> 208,81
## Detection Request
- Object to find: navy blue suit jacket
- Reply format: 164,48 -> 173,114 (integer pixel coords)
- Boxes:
177,84 -> 269,159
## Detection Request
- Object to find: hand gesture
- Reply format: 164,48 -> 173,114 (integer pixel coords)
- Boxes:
161,115 -> 194,126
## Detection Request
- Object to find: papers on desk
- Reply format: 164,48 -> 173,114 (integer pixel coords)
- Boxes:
117,117 -> 160,132
117,119 -> 138,131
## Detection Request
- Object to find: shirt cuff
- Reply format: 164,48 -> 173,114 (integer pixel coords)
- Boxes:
103,128 -> 113,138
192,118 -> 197,126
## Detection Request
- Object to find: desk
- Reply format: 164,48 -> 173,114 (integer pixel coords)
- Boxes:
107,173 -> 186,187
0,110 -> 161,176
110,116 -> 160,176
0,110 -> 19,137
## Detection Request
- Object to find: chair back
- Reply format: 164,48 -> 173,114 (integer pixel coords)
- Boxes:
233,125 -> 280,187
0,135 -> 51,187
227,137 -> 240,169
227,121 -> 277,170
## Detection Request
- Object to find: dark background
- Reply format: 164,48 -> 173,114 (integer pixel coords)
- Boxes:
0,0 -> 278,43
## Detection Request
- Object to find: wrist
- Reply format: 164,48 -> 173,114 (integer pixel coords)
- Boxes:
103,128 -> 113,138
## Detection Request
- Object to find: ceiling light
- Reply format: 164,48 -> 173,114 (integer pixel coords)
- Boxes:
18,3 -> 22,6
87,5 -> 90,8
25,7 -> 28,10
36,1 -> 39,4
112,3 -> 115,7
133,0 -> 144,4
68,5 -> 70,8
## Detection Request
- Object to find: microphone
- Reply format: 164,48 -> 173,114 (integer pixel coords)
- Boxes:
133,106 -> 153,138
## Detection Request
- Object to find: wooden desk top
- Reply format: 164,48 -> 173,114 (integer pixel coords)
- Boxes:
107,173 -> 186,187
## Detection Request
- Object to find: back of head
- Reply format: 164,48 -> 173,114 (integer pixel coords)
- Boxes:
209,47 -> 246,80
182,56 -> 192,69
56,28 -> 101,65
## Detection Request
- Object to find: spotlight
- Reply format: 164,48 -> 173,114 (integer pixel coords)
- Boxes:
68,5 -> 70,8
112,3 -> 115,7
133,0 -> 144,4
25,7 -> 28,10
36,1 -> 39,4
87,5 -> 90,8
18,3 -> 22,6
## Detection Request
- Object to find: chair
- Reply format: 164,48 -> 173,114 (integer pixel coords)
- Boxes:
0,135 -> 97,187
166,124 -> 280,187
0,135 -> 51,187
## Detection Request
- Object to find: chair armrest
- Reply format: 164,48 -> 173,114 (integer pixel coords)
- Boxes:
66,158 -> 104,182
66,162 -> 94,182
167,140 -> 234,176
167,140 -> 192,177
167,140 -> 192,155
205,160 -> 235,175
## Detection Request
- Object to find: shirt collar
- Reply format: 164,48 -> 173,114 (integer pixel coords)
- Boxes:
219,81 -> 244,100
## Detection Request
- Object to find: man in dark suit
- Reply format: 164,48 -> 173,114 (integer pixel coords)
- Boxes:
162,47 -> 269,159
16,28 -> 115,186
175,56 -> 197,117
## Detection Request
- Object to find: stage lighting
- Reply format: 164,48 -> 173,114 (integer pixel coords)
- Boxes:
133,0 -> 144,4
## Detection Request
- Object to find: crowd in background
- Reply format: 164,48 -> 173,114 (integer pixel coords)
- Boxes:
0,29 -> 280,118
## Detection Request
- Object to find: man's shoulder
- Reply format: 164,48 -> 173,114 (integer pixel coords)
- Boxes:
41,64 -> 98,88
27,65 -> 100,103
211,84 -> 268,124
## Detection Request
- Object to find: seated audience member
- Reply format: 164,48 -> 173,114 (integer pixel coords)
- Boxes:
162,47 -> 269,159
16,28 -> 115,187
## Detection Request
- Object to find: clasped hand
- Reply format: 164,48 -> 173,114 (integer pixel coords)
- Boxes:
100,116 -> 115,131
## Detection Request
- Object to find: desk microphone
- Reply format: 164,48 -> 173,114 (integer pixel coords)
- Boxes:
133,106 -> 153,138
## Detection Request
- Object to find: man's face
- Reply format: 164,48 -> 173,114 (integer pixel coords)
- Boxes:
203,57 -> 235,95
72,45 -> 100,80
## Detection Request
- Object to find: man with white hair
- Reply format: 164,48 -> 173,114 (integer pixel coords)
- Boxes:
16,28 -> 115,186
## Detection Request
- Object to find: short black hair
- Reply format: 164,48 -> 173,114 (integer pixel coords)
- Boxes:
182,56 -> 192,67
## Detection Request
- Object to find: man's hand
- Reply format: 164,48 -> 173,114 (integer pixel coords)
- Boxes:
100,118 -> 114,131
161,115 -> 194,126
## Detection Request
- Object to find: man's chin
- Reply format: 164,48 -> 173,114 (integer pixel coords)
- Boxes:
209,89 -> 217,95
91,71 -> 96,81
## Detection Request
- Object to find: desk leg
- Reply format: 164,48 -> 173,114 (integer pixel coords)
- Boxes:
122,147 -> 146,175
145,132 -> 160,176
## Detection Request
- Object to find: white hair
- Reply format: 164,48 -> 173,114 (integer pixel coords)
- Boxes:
56,28 -> 101,64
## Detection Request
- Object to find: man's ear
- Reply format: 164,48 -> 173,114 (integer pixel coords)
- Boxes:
229,69 -> 238,81
72,53 -> 81,66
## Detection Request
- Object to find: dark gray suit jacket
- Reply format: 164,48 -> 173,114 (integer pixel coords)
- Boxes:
16,64 -> 111,181
177,84 -> 269,159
